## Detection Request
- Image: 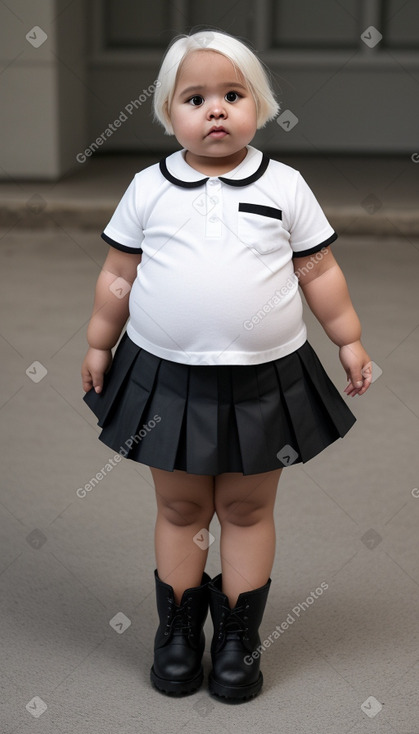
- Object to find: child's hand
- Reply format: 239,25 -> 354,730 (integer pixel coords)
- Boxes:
81,347 -> 112,394
339,341 -> 372,397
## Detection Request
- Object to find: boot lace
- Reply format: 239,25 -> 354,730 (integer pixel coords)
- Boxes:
164,595 -> 194,637
218,602 -> 250,641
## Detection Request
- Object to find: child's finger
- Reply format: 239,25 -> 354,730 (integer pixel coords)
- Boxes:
349,363 -> 372,395
358,370 -> 373,395
344,381 -> 359,397
351,373 -> 364,391
344,370 -> 371,397
91,373 -> 104,394
81,366 -> 103,394
81,367 -> 93,393
344,381 -> 354,395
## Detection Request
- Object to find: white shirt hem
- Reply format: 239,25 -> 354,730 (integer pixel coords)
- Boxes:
126,323 -> 308,366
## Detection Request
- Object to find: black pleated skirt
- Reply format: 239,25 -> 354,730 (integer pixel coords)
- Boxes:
83,332 -> 356,475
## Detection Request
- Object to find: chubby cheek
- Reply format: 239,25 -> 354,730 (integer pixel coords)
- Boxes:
168,108 -> 194,139
230,103 -> 257,136
243,105 -> 258,132
239,117 -> 257,135
171,121 -> 197,146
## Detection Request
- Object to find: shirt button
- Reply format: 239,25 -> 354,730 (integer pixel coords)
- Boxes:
208,179 -> 217,186
209,215 -> 218,223
211,196 -> 218,204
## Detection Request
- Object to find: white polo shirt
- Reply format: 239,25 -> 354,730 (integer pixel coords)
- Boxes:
102,145 -> 337,365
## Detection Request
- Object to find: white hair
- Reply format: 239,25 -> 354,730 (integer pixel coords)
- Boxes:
153,30 -> 280,135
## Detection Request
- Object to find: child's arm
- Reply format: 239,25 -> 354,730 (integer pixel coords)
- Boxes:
81,247 -> 142,394
294,248 -> 372,396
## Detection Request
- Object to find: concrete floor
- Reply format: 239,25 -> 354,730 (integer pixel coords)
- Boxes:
1,159 -> 419,733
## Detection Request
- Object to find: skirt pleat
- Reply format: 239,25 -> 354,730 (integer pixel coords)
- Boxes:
216,368 -> 243,473
97,346 -> 162,454
129,358 -> 189,469
298,341 -> 352,431
273,350 -> 326,463
83,332 -> 356,475
232,366 -> 272,475
292,341 -> 355,455
255,361 -> 299,472
184,367 -> 219,474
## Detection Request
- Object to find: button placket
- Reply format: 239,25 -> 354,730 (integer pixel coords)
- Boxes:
205,179 -> 222,238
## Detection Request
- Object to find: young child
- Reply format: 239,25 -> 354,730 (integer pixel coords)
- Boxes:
81,29 -> 372,702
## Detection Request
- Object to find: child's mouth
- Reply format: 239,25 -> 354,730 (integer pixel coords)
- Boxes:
207,127 -> 228,138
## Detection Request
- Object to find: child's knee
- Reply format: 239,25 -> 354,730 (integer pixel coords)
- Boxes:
216,499 -> 270,527
158,498 -> 214,527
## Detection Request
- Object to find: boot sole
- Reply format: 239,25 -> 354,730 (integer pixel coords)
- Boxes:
208,671 -> 263,701
150,666 -> 203,696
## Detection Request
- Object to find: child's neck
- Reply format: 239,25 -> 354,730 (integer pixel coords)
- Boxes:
184,148 -> 248,177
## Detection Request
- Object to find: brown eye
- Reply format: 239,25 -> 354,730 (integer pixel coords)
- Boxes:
188,95 -> 204,106
225,91 -> 239,102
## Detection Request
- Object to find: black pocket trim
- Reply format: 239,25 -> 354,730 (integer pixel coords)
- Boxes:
239,203 -> 282,220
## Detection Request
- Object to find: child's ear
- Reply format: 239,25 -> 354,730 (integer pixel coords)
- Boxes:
163,101 -> 174,135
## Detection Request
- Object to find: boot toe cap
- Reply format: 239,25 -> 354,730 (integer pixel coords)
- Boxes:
213,657 -> 260,687
154,647 -> 202,682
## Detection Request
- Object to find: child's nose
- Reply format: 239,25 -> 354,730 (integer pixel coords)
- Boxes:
207,99 -> 227,119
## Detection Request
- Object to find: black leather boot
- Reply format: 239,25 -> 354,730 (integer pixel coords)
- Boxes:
150,570 -> 211,695
208,573 -> 271,701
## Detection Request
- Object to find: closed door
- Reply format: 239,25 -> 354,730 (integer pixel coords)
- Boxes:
87,0 -> 419,153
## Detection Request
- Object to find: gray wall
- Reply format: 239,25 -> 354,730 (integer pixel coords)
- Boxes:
0,0 -> 86,179
1,0 -> 418,180
87,0 -> 419,155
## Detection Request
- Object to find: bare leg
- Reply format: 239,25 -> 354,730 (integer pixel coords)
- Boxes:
150,467 -> 215,603
214,469 -> 282,608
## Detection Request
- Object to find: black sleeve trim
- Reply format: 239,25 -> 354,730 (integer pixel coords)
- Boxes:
239,203 -> 282,220
101,232 -> 143,254
292,232 -> 337,258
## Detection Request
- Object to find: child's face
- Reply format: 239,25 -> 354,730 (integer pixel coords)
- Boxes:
169,51 -> 258,165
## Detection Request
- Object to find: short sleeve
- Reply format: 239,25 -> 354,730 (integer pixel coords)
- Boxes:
289,173 -> 337,258
101,176 -> 144,254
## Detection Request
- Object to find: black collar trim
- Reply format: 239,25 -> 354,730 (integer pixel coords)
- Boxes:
159,158 -> 208,188
159,153 -> 270,188
219,153 -> 270,186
